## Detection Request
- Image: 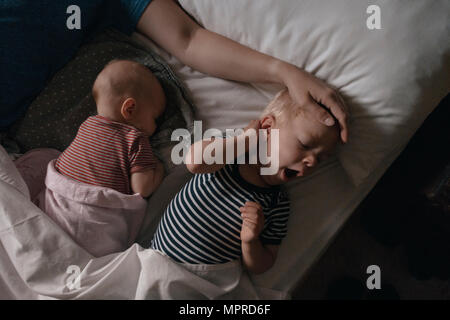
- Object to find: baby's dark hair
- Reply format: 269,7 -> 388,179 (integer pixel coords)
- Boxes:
92,59 -> 154,103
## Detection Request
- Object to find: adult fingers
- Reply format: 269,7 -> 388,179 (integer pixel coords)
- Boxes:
316,90 -> 349,143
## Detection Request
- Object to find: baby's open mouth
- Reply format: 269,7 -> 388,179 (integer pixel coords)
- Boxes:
284,168 -> 299,178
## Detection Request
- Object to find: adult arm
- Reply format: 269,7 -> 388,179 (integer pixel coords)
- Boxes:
137,0 -> 349,142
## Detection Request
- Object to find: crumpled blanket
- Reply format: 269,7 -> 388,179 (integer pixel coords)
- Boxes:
14,148 -> 147,258
1,145 -> 285,299
33,156 -> 147,258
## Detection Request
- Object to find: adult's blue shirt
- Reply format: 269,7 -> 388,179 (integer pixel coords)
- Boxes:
0,0 -> 152,131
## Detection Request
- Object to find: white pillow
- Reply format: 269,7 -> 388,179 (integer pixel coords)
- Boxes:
178,0 -> 450,185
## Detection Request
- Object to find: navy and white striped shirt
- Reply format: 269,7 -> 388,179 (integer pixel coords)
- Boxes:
151,164 -> 290,264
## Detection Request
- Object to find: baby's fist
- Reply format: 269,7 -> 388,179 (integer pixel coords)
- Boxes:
240,201 -> 264,244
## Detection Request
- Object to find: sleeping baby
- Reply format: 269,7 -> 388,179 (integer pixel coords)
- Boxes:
55,59 -> 166,197
150,89 -> 340,274
35,60 -> 166,257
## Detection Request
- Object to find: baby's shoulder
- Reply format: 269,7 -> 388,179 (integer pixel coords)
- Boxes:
269,189 -> 290,210
278,188 -> 290,202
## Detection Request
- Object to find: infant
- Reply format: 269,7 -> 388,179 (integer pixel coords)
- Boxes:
33,60 -> 166,257
150,88 -> 340,274
55,59 -> 165,197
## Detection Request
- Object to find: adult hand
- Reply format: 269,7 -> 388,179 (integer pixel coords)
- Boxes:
138,0 -> 349,142
279,62 -> 349,143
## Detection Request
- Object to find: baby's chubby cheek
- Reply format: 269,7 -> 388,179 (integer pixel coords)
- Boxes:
266,127 -> 285,158
277,143 -> 302,168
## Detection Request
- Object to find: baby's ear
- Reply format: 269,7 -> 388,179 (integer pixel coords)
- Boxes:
121,98 -> 136,120
260,115 -> 275,130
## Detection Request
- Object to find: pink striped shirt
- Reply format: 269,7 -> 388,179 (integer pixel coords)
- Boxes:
55,115 -> 157,194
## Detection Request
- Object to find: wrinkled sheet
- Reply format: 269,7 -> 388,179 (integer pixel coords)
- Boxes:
0,145 -> 286,299
33,157 -> 147,258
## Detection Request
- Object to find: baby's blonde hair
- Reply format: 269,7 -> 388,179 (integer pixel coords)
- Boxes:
261,88 -> 304,124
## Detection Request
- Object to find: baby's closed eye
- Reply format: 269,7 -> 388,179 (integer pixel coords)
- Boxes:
298,139 -> 311,150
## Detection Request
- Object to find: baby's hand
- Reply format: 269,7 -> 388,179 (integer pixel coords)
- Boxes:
240,201 -> 264,244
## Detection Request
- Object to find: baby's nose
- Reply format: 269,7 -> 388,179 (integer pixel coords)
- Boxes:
303,155 -> 318,167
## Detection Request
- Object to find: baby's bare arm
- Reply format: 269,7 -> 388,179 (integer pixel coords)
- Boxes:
130,160 -> 165,198
185,120 -> 260,174
240,201 -> 278,274
242,241 -> 278,275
